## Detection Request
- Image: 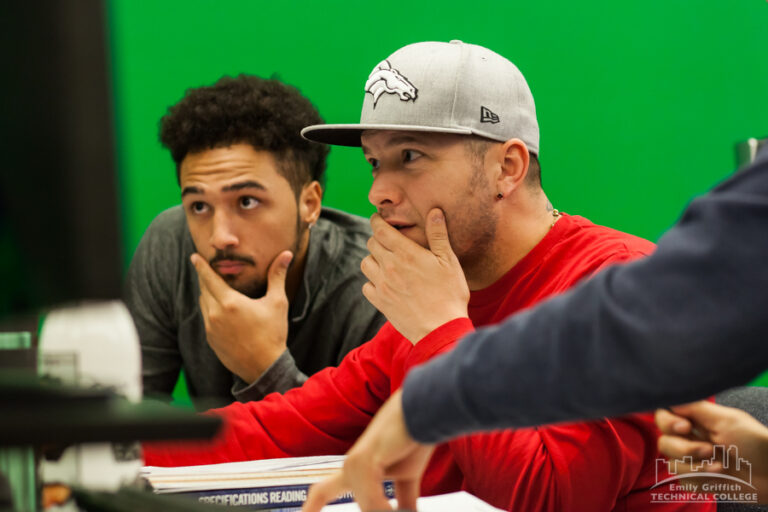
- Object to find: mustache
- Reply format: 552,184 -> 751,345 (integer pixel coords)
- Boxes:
209,250 -> 255,266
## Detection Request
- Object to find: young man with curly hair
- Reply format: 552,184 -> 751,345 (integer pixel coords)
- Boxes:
124,75 -> 384,409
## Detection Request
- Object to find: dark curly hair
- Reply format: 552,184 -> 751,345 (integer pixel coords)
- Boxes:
159,75 -> 329,195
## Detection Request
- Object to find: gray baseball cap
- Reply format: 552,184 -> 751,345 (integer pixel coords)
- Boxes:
301,40 -> 539,154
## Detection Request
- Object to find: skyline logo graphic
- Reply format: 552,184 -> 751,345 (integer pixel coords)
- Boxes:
651,444 -> 757,504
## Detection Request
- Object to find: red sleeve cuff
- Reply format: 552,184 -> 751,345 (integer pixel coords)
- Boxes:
404,317 -> 475,372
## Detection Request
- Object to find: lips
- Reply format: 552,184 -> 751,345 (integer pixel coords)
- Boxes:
213,260 -> 248,275
384,219 -> 416,231
393,225 -> 417,235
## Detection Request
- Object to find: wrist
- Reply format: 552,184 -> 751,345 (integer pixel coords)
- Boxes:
406,317 -> 475,369
421,311 -> 469,340
240,346 -> 285,384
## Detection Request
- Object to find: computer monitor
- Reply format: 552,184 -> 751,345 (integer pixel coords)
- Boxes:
0,0 -> 123,331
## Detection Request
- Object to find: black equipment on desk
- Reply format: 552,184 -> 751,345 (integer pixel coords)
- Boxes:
72,486 -> 238,512
0,372 -> 222,447
0,371 -> 224,511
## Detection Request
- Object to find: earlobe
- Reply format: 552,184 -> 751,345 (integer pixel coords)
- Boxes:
300,181 -> 323,225
496,139 -> 530,197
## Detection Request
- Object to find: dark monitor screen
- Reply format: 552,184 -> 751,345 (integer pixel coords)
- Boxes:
0,0 -> 123,328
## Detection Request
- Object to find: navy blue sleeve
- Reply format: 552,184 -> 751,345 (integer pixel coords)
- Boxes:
403,148 -> 768,443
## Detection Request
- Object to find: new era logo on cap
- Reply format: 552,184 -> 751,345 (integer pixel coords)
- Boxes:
480,106 -> 500,124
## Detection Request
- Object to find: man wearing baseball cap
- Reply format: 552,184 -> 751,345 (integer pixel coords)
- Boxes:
144,41 -> 711,511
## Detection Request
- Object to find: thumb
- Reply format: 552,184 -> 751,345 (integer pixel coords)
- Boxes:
266,250 -> 293,301
425,208 -> 454,260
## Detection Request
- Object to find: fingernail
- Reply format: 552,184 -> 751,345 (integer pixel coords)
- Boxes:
282,253 -> 294,267
673,421 -> 689,434
431,210 -> 444,223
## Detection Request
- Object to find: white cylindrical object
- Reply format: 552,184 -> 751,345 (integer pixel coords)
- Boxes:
38,300 -> 143,491
39,300 -> 142,402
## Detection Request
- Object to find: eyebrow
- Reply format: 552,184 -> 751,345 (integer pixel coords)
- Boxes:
386,134 -> 423,146
222,180 -> 267,193
181,180 -> 267,198
180,186 -> 202,197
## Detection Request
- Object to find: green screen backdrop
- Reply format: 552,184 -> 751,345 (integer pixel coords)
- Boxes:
107,0 -> 768,391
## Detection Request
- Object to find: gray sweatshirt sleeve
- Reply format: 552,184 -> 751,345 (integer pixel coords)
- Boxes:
403,149 -> 768,443
231,350 -> 308,402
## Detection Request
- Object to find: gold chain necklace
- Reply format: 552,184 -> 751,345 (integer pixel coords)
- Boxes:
551,209 -> 560,229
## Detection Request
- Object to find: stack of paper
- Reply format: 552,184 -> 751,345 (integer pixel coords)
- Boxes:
142,457 -> 501,511
143,455 -> 344,493
142,455 -> 368,509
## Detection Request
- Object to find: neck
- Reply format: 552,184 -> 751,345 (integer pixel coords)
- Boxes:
463,189 -> 556,291
285,228 -> 311,303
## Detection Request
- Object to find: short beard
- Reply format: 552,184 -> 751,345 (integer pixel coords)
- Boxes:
451,164 -> 498,272
230,275 -> 268,300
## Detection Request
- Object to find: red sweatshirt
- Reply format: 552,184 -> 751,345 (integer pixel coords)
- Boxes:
144,214 -> 713,511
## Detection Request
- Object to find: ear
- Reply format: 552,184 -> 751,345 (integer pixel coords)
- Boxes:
495,139 -> 530,197
298,181 -> 323,226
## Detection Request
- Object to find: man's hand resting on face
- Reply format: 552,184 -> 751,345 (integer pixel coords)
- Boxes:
361,208 -> 470,344
191,250 -> 293,384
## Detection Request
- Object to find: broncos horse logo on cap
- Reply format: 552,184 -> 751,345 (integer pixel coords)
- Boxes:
364,60 -> 418,108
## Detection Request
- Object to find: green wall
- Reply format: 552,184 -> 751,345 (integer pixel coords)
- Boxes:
108,1 -> 768,386
109,0 -> 768,258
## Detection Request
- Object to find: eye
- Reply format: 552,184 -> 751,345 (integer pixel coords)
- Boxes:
239,196 -> 260,210
403,149 -> 422,163
190,201 -> 209,214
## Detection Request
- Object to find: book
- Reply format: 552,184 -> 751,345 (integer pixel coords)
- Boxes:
320,491 -> 505,511
142,457 -> 501,511
141,455 -> 393,511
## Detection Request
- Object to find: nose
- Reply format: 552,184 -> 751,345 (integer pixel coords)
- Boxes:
368,170 -> 403,208
209,211 -> 239,249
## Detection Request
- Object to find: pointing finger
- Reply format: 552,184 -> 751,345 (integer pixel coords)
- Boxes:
191,253 -> 231,304
393,478 -> 419,512
370,213 -> 420,253
302,472 -> 347,512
